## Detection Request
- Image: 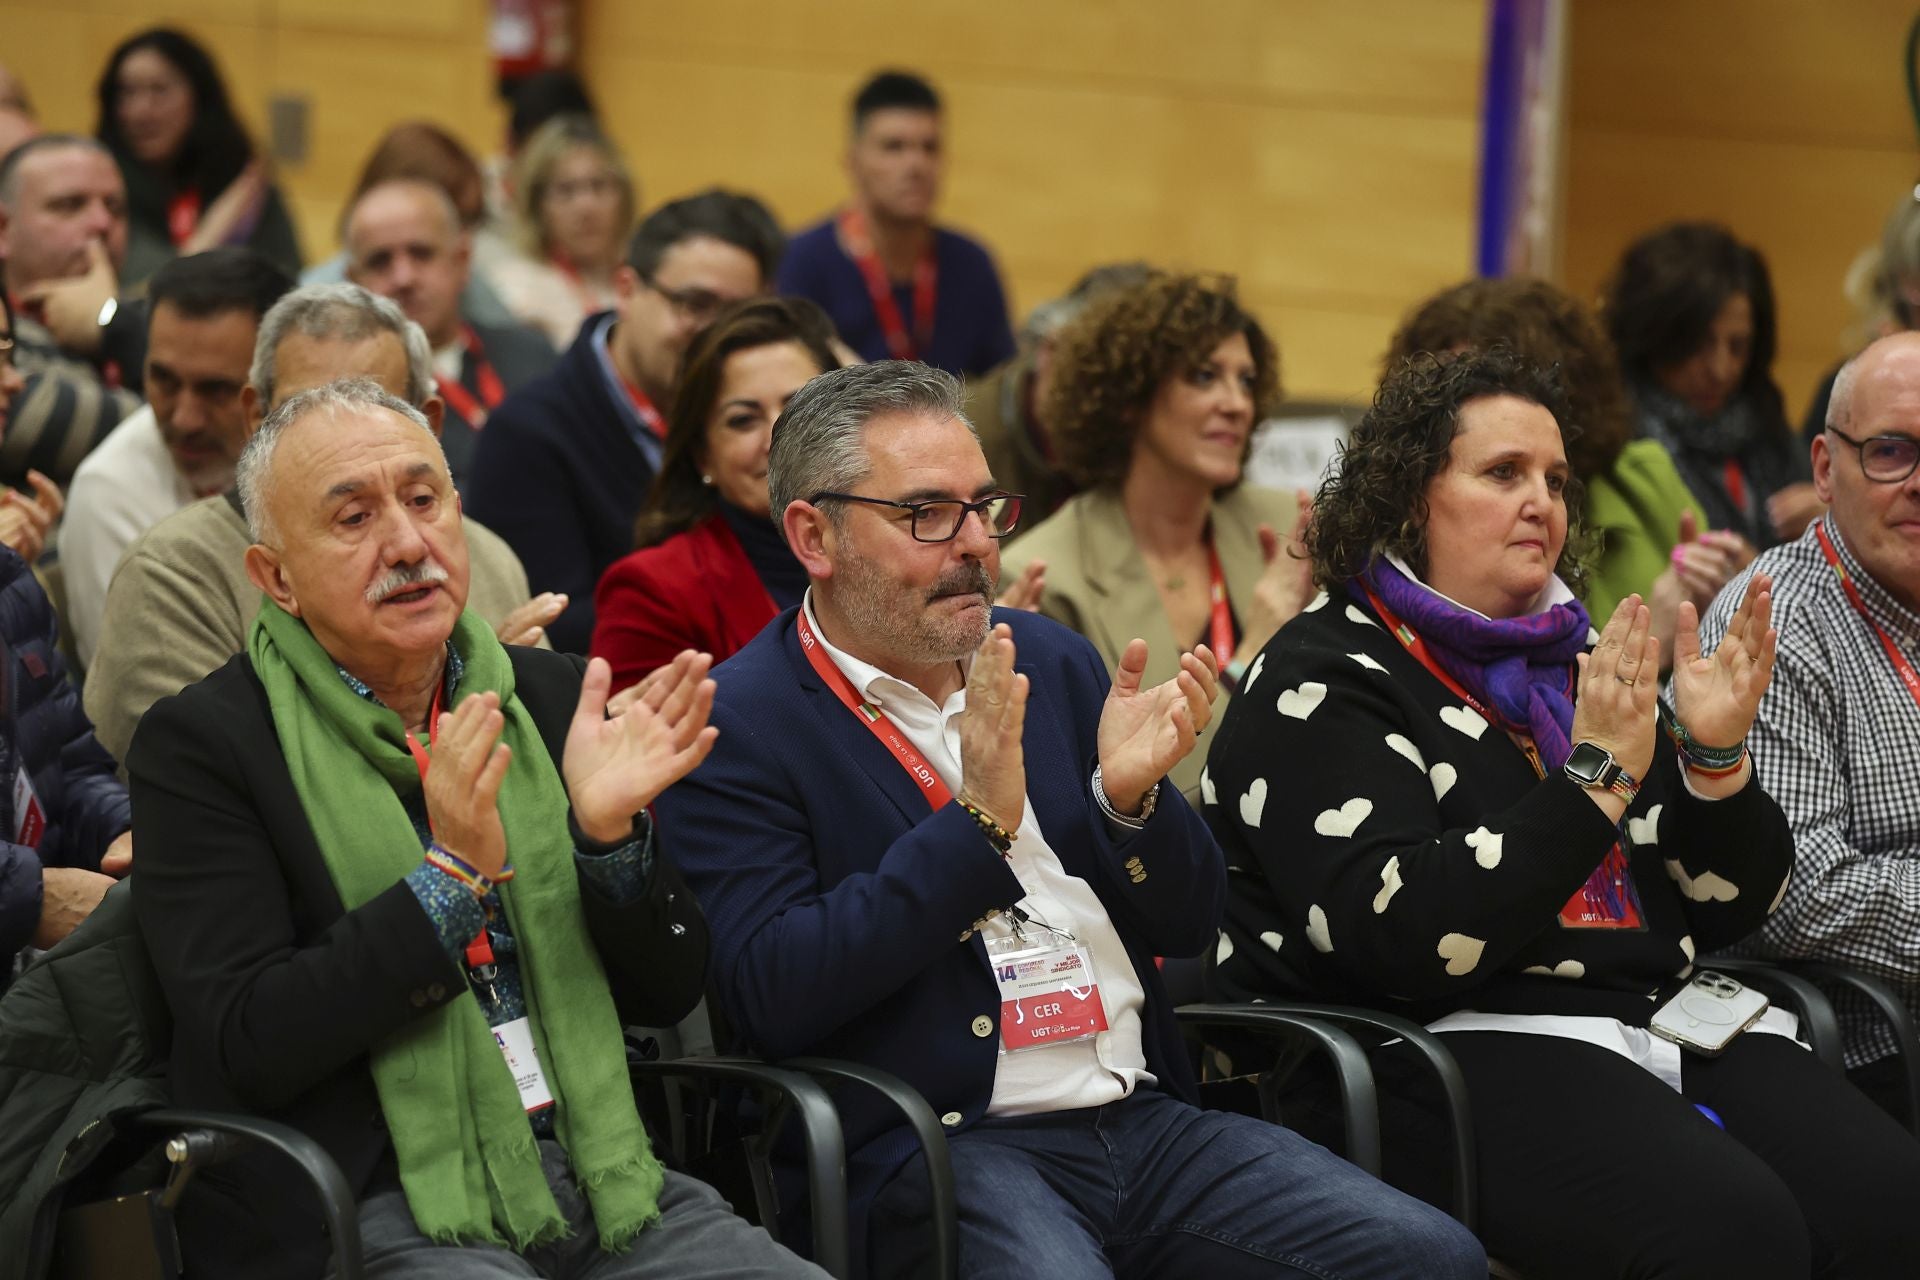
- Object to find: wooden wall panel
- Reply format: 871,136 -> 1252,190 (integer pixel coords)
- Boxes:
4,0 -> 1485,399
579,0 -> 1486,399
1563,0 -> 1920,421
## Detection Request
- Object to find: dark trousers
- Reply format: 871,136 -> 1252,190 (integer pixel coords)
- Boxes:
1356,1032 -> 1920,1279
866,1086 -> 1485,1280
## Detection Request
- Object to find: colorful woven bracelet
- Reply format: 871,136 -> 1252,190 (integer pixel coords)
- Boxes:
426,843 -> 497,897
1683,750 -> 1748,781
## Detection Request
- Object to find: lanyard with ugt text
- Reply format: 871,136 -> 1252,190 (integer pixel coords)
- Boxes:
401,681 -> 501,978
1816,520 -> 1920,712
796,608 -> 954,809
838,205 -> 937,361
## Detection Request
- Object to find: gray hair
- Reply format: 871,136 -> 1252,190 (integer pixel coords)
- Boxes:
250,283 -> 434,410
767,361 -> 973,544
1018,261 -> 1156,347
1828,351 -> 1864,436
236,377 -> 441,546
0,133 -> 112,206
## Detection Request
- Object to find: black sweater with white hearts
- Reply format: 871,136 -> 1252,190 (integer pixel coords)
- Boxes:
1201,588 -> 1793,1026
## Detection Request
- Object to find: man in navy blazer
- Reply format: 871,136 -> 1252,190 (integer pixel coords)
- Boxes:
653,361 -> 1485,1278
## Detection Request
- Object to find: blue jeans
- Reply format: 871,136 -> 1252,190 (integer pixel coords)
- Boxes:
867,1088 -> 1484,1279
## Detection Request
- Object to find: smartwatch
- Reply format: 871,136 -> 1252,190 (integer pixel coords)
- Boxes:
1563,741 -> 1639,804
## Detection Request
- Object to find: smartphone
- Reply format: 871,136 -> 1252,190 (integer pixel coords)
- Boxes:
1649,970 -> 1770,1056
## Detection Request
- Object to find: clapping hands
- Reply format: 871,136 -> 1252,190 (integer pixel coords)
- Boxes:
1096,639 -> 1220,814
565,651 -> 718,844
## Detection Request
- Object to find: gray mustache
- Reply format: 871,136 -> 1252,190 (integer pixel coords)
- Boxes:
365,559 -> 450,605
927,562 -> 994,603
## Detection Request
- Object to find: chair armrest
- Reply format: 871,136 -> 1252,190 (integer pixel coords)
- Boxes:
1175,1003 -> 1381,1175
1242,1002 -> 1477,1233
1707,959 -> 1845,1070
1784,961 -> 1920,1134
783,1057 -> 958,1280
135,1109 -> 364,1280
629,1057 -> 850,1279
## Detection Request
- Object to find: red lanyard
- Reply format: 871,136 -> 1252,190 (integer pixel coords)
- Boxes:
619,377 -> 666,438
1206,541 -> 1236,668
166,188 -> 201,247
838,205 -> 936,361
1360,584 -> 1521,734
1816,520 -> 1920,711
796,608 -> 954,809
436,327 -> 506,428
1723,458 -> 1748,515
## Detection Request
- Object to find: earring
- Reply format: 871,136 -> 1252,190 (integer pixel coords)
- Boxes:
700,474 -> 714,486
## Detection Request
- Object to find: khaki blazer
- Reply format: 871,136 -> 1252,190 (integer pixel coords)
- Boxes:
1000,484 -> 1298,803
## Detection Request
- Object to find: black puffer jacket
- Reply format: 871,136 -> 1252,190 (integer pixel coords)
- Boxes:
0,881 -> 170,1280
0,548 -> 130,967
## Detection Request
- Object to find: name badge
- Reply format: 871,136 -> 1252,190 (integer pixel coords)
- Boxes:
492,1017 -> 555,1113
13,766 -> 45,850
988,930 -> 1109,1053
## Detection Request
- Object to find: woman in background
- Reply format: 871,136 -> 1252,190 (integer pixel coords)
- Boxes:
1000,271 -> 1311,803
591,297 -> 838,691
1604,222 -> 1814,548
491,116 -> 637,349
95,28 -> 300,285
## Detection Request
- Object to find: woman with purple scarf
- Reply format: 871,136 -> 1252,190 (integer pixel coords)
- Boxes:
1202,348 -> 1920,1277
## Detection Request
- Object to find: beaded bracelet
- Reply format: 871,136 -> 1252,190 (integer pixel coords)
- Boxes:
957,797 -> 1015,857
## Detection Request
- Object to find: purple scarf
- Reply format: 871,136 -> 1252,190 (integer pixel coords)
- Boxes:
1354,558 -> 1591,771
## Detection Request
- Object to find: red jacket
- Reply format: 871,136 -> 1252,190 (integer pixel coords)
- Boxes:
590,513 -> 779,691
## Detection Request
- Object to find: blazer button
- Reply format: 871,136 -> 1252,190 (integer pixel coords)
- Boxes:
970,1014 -> 993,1038
427,982 -> 447,1002
409,989 -> 428,1008
941,1111 -> 963,1128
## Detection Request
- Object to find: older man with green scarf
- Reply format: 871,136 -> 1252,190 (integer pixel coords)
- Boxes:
127,378 -> 823,1280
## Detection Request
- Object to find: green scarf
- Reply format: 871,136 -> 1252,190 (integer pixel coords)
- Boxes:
248,604 -> 662,1250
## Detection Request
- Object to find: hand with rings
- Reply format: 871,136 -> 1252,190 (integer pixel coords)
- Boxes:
1568,593 -> 1658,784
957,623 -> 1028,832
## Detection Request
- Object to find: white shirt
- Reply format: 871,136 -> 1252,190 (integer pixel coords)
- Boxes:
802,592 -> 1154,1115
62,405 -> 199,667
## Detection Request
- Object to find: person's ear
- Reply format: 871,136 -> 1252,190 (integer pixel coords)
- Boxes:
1812,432 -> 1834,505
783,500 -> 835,579
422,394 -> 445,439
244,543 -> 300,617
453,229 -> 473,278
241,384 -> 264,435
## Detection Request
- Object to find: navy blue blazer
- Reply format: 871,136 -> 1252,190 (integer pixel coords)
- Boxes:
652,605 -> 1223,1218
466,312 -> 657,654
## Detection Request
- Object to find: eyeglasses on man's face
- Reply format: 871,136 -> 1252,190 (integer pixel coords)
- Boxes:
642,275 -> 731,327
1829,426 -> 1920,484
808,491 -> 1024,543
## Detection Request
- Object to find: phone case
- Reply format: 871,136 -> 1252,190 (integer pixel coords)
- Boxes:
1649,970 -> 1770,1056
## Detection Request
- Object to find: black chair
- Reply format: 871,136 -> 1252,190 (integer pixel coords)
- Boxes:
45,1110 -> 364,1280
1749,959 -> 1920,1134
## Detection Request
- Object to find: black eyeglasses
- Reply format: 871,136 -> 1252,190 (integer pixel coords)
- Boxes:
641,275 -> 730,326
1829,425 -> 1920,483
0,331 -> 12,374
809,491 -> 1024,543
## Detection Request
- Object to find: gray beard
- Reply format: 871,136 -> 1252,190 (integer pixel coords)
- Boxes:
834,553 -> 996,667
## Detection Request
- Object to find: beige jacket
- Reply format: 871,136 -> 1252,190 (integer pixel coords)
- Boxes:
83,494 -> 536,765
999,484 -> 1297,803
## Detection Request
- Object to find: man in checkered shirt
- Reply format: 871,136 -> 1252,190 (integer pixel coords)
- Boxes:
1698,330 -> 1920,1118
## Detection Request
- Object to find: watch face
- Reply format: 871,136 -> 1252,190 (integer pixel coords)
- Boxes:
1564,741 -> 1614,785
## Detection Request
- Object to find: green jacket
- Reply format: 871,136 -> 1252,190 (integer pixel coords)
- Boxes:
1582,439 -> 1706,624
0,882 -> 171,1280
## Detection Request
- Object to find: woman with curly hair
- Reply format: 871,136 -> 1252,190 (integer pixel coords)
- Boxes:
999,272 -> 1309,802
1604,222 -> 1817,548
1389,277 -> 1746,665
95,28 -> 301,285
1203,345 -> 1920,1276
590,297 -> 838,691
